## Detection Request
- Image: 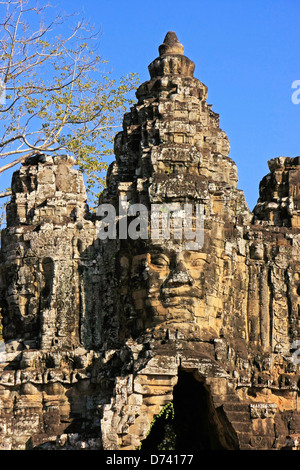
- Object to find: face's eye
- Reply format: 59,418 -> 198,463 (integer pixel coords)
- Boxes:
190,258 -> 203,267
150,254 -> 170,267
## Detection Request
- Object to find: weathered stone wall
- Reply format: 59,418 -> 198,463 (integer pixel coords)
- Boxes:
0,31 -> 300,450
0,154 -> 101,351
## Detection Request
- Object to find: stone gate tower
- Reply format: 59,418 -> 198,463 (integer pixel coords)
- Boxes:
1,32 -> 300,450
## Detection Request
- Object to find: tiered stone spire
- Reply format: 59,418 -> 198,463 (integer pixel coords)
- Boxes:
103,32 -> 245,219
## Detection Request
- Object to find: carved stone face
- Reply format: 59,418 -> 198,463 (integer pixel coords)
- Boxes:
126,243 -> 210,335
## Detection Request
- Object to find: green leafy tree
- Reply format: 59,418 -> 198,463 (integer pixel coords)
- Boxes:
0,0 -> 139,212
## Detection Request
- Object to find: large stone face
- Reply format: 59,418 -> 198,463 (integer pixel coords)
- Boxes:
99,31 -> 250,351
0,31 -> 300,450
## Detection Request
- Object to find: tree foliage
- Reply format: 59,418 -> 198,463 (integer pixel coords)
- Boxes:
139,403 -> 176,450
0,0 -> 139,209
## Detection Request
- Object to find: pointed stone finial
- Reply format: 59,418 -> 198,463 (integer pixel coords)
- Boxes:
159,31 -> 184,56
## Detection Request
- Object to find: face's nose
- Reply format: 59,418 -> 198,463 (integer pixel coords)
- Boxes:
165,255 -> 193,287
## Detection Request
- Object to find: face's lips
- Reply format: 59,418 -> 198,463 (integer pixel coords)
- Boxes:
161,296 -> 197,308
160,286 -> 202,300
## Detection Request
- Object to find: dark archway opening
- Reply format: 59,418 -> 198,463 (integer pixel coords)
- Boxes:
140,370 -> 237,451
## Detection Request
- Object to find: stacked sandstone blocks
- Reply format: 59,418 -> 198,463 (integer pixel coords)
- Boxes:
0,32 -> 300,450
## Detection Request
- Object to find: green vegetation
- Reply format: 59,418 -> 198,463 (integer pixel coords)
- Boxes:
0,0 -> 139,210
139,402 -> 177,450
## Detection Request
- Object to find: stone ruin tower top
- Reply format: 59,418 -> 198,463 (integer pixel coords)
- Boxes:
158,31 -> 185,56
149,31 -> 195,78
102,30 -> 246,225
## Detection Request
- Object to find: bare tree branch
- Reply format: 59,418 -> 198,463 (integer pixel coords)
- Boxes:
0,190 -> 11,198
0,150 -> 39,173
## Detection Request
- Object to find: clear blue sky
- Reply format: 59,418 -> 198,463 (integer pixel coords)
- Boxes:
2,0 -> 300,211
